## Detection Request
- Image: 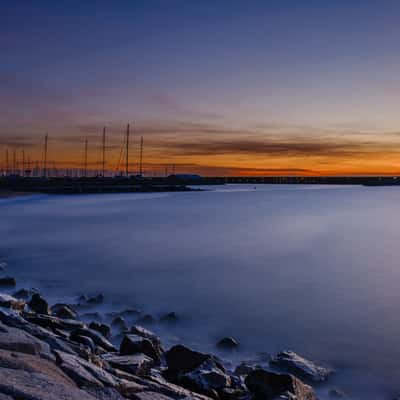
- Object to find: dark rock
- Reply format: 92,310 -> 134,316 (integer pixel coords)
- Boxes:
0,277 -> 16,287
0,294 -> 25,311
245,369 -> 316,400
219,387 -> 249,400
57,306 -> 78,319
181,358 -> 232,393
130,325 -> 161,344
217,337 -> 238,350
28,293 -> 50,315
71,327 -> 117,352
120,334 -> 163,363
102,353 -> 154,376
13,288 -> 36,299
89,322 -> 111,339
51,303 -> 78,318
70,334 -> 96,352
270,350 -> 331,382
165,344 -> 225,376
137,314 -> 155,324
160,312 -> 178,322
111,316 -> 127,330
234,362 -> 255,376
87,293 -> 104,305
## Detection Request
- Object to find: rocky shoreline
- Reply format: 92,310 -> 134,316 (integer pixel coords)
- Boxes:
0,263 -> 343,400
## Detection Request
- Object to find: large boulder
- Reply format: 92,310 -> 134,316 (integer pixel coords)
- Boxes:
165,345 -> 225,381
270,350 -> 331,382
245,369 -> 316,400
28,293 -> 50,315
102,353 -> 154,376
181,358 -> 232,393
120,334 -> 163,363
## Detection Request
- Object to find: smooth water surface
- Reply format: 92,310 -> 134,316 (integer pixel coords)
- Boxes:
1,185 -> 400,398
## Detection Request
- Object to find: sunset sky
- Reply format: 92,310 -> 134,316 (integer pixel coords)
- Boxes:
2,1 -> 400,176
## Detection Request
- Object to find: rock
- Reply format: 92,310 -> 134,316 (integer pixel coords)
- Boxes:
86,293 -> 104,305
13,288 -> 36,299
165,345 -> 225,376
28,293 -> 50,315
121,372 -> 213,400
0,262 -> 6,271
131,392 -> 177,400
234,362 -> 255,376
270,350 -> 331,382
51,303 -> 78,319
25,314 -> 85,331
102,353 -> 154,376
130,325 -> 162,344
160,312 -> 178,322
182,358 -> 232,393
112,316 -> 127,330
120,334 -> 163,363
89,322 -> 111,339
0,308 -> 88,358
245,369 -> 316,400
0,321 -> 51,356
0,294 -> 25,311
71,327 -> 117,352
137,314 -> 155,324
0,277 -> 16,287
70,334 -> 96,352
217,337 -> 238,350
58,306 -> 78,319
54,350 -> 118,388
0,349 -> 98,400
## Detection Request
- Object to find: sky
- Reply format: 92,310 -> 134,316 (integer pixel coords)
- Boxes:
2,0 -> 400,176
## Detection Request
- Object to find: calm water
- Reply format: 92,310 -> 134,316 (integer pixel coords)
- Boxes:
1,184 -> 400,398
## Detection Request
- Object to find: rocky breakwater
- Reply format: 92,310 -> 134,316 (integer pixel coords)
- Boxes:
0,269 -> 337,400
